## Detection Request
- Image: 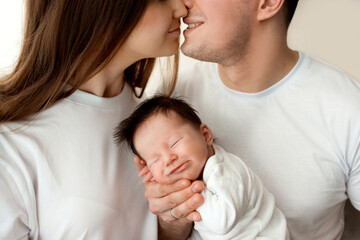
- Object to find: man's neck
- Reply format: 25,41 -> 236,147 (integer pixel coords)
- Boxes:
217,44 -> 299,93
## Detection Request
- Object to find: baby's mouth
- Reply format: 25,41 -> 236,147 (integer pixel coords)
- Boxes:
166,161 -> 190,176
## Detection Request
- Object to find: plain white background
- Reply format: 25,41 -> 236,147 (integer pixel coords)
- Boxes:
0,0 -> 24,75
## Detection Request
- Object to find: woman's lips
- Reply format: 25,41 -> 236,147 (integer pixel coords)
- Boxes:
168,28 -> 181,36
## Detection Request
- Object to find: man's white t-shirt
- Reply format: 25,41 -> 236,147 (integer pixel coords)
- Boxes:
0,84 -> 157,239
175,52 -> 360,240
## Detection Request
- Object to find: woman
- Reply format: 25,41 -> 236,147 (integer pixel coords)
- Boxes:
0,0 -> 194,239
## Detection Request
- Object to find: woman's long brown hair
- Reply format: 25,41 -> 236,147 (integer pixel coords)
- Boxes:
0,0 -> 178,123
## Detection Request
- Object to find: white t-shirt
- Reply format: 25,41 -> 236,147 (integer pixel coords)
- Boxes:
174,52 -> 360,240
192,144 -> 288,240
0,83 -> 157,240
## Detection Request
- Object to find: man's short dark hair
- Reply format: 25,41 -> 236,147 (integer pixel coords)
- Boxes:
284,0 -> 299,27
114,95 -> 202,156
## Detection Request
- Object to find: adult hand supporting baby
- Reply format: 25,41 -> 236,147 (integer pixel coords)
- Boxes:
134,156 -> 205,239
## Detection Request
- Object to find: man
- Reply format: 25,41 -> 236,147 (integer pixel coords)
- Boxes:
138,0 -> 360,239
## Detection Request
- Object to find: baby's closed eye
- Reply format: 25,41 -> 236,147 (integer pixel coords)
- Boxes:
148,157 -> 160,168
170,137 -> 183,148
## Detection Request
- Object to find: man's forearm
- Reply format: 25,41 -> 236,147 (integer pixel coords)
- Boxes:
158,217 -> 193,240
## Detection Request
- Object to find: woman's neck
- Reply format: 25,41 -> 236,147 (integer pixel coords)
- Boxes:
79,69 -> 126,98
78,45 -> 140,97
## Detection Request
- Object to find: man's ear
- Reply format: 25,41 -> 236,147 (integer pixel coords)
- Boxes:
200,124 -> 213,146
257,0 -> 285,22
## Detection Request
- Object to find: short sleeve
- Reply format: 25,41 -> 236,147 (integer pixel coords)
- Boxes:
0,161 -> 32,239
347,135 -> 360,210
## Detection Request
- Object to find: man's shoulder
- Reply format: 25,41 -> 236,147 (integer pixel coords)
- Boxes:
299,53 -> 360,98
296,53 -> 360,129
302,53 -> 358,84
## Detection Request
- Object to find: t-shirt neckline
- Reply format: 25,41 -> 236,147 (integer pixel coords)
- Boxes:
213,51 -> 306,99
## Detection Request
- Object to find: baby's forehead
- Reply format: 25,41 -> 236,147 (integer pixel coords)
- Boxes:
143,110 -> 183,124
134,111 -> 178,137
134,110 -> 200,144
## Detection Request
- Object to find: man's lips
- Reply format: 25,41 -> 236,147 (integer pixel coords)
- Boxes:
183,18 -> 204,30
186,22 -> 203,29
166,161 -> 190,176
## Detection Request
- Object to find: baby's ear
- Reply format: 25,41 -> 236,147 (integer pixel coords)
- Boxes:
200,124 -> 213,146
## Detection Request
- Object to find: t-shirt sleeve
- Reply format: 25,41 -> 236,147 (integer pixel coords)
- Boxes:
347,134 -> 360,210
0,160 -> 31,239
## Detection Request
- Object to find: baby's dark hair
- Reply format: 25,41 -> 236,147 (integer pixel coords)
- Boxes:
114,95 -> 202,156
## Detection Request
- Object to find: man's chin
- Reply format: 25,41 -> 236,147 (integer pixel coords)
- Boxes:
180,44 -> 204,61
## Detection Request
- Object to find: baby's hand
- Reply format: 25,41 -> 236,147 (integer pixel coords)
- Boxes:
134,155 -> 154,183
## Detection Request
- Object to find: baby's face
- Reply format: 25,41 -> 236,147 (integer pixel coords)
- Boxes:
133,111 -> 213,184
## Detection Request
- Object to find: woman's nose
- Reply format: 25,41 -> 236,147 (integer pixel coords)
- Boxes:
173,0 -> 188,19
182,0 -> 193,9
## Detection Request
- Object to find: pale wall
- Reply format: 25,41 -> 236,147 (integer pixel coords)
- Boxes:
288,0 -> 360,81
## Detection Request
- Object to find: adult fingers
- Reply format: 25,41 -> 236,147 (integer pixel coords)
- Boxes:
142,171 -> 153,183
139,165 -> 150,177
147,180 -> 205,215
186,211 -> 202,222
134,155 -> 146,172
168,181 -> 205,220
168,182 -> 205,219
145,179 -> 192,199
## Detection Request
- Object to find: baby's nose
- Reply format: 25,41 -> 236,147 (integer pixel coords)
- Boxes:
164,153 -> 178,176
165,153 -> 178,165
